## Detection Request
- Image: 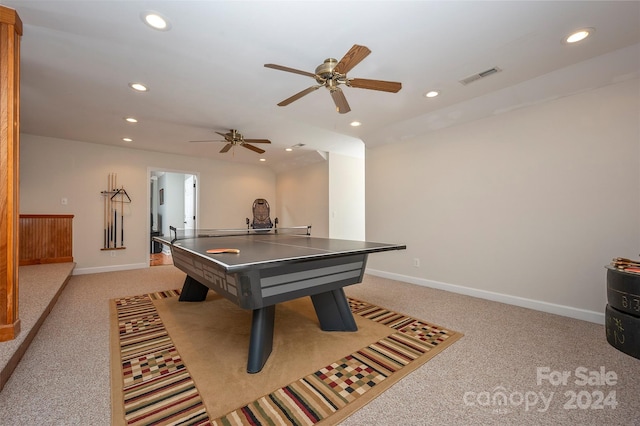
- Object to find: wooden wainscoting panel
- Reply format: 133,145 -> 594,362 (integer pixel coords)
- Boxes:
19,215 -> 74,265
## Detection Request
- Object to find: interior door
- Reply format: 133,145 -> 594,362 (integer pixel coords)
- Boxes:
184,175 -> 196,229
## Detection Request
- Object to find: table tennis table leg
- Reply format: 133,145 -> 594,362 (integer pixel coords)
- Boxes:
247,305 -> 275,374
178,275 -> 209,302
311,288 -> 358,332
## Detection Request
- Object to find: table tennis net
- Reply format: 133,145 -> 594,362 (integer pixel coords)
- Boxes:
169,225 -> 311,242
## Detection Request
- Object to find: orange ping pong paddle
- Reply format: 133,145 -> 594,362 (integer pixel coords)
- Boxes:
206,248 -> 240,254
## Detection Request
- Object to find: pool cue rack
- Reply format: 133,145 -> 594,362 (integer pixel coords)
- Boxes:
100,172 -> 132,251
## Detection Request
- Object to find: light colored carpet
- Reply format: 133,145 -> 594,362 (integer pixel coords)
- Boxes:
0,263 -> 75,370
1,265 -> 639,425
110,291 -> 461,424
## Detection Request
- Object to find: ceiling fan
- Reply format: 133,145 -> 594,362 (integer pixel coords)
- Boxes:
265,44 -> 402,114
189,129 -> 271,154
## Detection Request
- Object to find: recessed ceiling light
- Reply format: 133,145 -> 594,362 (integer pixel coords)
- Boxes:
565,28 -> 594,44
128,82 -> 148,92
285,148 -> 293,152
122,137 -> 133,142
259,158 -> 266,162
124,117 -> 138,123
350,121 -> 361,127
141,11 -> 171,31
425,90 -> 439,98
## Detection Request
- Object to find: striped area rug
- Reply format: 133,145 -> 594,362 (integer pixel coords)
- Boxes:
115,289 -> 209,425
112,290 -> 461,425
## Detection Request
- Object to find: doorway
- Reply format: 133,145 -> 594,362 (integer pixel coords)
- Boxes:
149,169 -> 198,266
184,175 -> 196,230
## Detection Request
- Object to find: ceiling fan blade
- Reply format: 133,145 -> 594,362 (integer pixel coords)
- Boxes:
348,78 -> 402,93
219,143 -> 233,153
242,143 -> 266,154
334,44 -> 371,75
189,140 -> 225,143
277,85 -> 321,106
331,88 -> 351,114
264,63 -> 316,78
243,139 -> 271,144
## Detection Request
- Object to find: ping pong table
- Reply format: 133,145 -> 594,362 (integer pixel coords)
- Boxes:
154,226 -> 406,373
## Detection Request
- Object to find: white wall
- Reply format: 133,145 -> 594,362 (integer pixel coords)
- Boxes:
275,159 -> 330,238
365,78 -> 640,323
19,135 -> 276,273
328,152 -> 365,241
274,153 -> 366,240
20,80 -> 638,325
157,172 -> 186,237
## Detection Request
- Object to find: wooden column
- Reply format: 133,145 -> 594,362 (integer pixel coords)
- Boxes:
0,6 -> 22,342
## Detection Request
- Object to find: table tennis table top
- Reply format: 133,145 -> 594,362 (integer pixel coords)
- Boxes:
154,227 -> 406,273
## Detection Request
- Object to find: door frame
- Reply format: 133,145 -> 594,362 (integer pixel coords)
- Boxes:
147,167 -> 200,260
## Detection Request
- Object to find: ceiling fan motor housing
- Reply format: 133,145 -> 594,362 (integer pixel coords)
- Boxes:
228,129 -> 242,142
315,58 -> 339,84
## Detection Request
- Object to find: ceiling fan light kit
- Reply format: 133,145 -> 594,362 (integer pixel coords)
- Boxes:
265,44 -> 402,114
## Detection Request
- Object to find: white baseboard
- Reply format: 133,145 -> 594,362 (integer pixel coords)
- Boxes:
72,262 -> 149,275
365,269 -> 605,325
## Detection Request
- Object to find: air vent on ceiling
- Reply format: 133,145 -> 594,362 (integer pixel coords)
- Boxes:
459,67 -> 502,85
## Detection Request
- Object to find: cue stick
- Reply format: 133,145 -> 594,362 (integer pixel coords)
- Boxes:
114,174 -> 117,248
110,173 -> 114,248
106,185 -> 109,248
114,208 -> 117,248
103,179 -> 107,249
107,173 -> 111,248
109,173 -> 113,248
120,186 -> 124,247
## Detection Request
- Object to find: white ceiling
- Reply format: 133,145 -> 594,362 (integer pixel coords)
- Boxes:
4,1 -> 640,172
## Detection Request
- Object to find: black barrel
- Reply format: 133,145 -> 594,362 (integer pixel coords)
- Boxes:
606,267 -> 640,316
605,304 -> 640,360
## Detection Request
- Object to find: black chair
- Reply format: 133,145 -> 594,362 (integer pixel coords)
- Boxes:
246,198 -> 278,230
